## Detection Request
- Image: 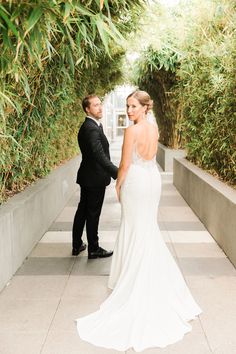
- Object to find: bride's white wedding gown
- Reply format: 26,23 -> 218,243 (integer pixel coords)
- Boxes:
76,144 -> 202,352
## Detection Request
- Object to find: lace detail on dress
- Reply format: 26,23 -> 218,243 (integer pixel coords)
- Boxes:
132,142 -> 156,167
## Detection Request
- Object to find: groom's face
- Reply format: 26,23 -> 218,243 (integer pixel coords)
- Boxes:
86,97 -> 103,120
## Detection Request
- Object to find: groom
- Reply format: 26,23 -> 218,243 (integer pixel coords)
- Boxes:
72,94 -> 118,259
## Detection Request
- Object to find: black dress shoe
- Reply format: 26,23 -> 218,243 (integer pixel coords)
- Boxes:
72,242 -> 87,256
88,247 -> 113,259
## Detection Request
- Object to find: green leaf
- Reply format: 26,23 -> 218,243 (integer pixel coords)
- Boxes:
0,90 -> 17,111
63,3 -> 71,23
24,6 -> 43,37
74,4 -> 95,17
0,6 -> 19,38
95,16 -> 110,53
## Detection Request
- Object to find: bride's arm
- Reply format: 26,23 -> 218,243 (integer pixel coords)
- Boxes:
116,127 -> 135,201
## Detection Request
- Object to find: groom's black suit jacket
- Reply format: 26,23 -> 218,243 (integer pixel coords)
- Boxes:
76,117 -> 118,187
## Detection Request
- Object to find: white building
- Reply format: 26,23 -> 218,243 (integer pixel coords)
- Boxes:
103,85 -> 136,140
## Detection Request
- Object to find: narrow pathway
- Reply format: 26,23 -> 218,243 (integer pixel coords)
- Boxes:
0,137 -> 235,354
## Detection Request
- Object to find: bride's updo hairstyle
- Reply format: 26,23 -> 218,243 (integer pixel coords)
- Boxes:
127,90 -> 153,114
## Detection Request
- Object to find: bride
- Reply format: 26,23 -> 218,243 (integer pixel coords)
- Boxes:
76,90 -> 202,352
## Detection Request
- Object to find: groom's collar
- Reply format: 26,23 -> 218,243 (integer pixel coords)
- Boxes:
86,116 -> 101,126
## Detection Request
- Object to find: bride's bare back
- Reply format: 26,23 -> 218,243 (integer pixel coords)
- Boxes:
133,121 -> 158,160
116,117 -> 159,199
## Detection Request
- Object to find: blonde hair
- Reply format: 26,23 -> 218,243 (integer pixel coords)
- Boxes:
127,90 -> 153,113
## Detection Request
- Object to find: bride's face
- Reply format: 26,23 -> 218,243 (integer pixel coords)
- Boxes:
126,97 -> 146,123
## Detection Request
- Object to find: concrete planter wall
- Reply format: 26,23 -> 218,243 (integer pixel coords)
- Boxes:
156,143 -> 186,172
174,158 -> 236,268
0,156 -> 80,292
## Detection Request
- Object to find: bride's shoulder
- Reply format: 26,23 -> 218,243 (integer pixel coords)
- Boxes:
123,125 -> 136,143
124,125 -> 136,135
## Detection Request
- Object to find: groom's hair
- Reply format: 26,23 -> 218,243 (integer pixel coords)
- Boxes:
82,94 -> 98,113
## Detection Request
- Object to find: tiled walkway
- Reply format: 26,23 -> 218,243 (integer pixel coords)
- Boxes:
0,138 -> 236,354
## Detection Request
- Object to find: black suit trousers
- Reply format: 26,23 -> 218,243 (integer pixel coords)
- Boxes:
72,186 -> 106,252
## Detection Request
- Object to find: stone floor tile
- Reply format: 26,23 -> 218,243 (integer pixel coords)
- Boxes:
0,298 -> 59,331
186,276 -> 236,353
30,243 -> 73,257
100,219 -> 121,231
160,172 -> 173,179
160,189 -> 179,196
41,330 -> 124,354
159,195 -> 188,207
66,193 -> 80,207
0,275 -> 67,299
161,183 -> 178,192
48,221 -> 72,231
102,206 -> 119,217
49,295 -> 111,332
98,231 -> 118,242
159,207 -> 199,222
16,257 -> 75,276
178,257 -> 236,277
173,243 -> 226,258
40,231 -> 72,243
40,230 -> 117,245
0,331 -> 47,354
56,206 -> 77,222
100,211 -> 121,224
163,221 -> 206,231
62,275 -> 110,299
169,230 -> 214,243
213,345 -> 236,354
71,256 -> 112,276
102,196 -> 119,206
99,221 -> 121,231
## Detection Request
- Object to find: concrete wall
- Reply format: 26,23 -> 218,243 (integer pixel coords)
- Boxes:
156,143 -> 186,172
174,158 -> 236,267
0,156 -> 80,292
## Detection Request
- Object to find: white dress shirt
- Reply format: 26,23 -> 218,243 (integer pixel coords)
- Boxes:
87,116 -> 101,126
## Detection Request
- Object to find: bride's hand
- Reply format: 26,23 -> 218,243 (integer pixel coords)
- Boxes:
116,184 -> 121,202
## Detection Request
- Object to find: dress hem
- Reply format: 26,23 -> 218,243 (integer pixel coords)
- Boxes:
76,311 -> 202,352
